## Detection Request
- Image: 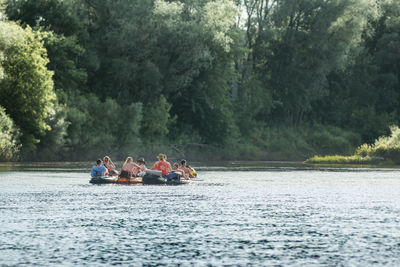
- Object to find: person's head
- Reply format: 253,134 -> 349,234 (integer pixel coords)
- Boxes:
173,162 -> 179,170
96,159 -> 102,165
180,159 -> 187,166
157,153 -> 165,161
104,156 -> 110,163
124,157 -> 133,164
137,158 -> 146,165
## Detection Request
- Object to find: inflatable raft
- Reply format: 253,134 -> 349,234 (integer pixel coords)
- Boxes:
90,172 -> 191,185
141,173 -> 190,185
141,169 -> 191,185
89,176 -> 118,184
89,176 -> 142,184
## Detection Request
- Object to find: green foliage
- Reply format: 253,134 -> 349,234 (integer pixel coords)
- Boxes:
5,0 -> 89,94
2,0 -> 400,161
349,108 -> 393,143
185,61 -> 239,145
309,126 -> 400,165
42,32 -> 87,93
235,73 -> 274,136
307,125 -> 361,155
265,0 -> 373,123
29,95 -> 69,161
354,143 -> 374,157
0,106 -> 20,161
5,0 -> 82,36
153,0 -> 240,145
0,21 -> 55,155
141,95 -> 175,141
65,92 -> 143,158
354,126 -> 400,164
84,0 -> 160,104
374,146 -> 400,164
374,126 -> 400,147
201,0 -> 239,52
239,124 -> 361,160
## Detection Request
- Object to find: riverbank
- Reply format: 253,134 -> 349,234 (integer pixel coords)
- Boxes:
304,126 -> 400,167
3,160 -> 400,175
304,155 -> 394,166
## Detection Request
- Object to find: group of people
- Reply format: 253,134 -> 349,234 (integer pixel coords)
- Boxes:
90,154 -> 196,180
152,153 -> 196,180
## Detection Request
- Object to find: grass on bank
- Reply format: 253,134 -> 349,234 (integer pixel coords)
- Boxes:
304,155 -> 389,165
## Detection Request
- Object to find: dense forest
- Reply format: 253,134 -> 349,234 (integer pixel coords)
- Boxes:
0,0 -> 399,161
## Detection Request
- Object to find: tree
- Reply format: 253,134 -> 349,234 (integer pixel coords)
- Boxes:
141,95 -> 175,142
156,0 -> 240,144
5,0 -> 89,94
65,92 -> 142,158
0,21 -> 56,154
312,0 -> 400,143
6,0 -> 82,36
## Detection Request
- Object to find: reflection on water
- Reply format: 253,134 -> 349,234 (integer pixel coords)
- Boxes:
1,163 -> 400,265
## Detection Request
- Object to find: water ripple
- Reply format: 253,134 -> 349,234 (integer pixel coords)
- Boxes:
1,170 -> 400,265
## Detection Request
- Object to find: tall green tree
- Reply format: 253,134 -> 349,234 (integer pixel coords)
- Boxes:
155,0 -> 240,144
313,0 -> 400,143
5,0 -> 89,158
371,0 -> 400,116
82,0 -> 158,103
0,21 -> 56,155
5,0 -> 89,94
266,0 -> 372,124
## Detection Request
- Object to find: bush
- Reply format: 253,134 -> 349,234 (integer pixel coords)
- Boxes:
307,125 -> 360,155
374,145 -> 400,164
354,143 -> 374,157
309,126 -> 400,165
355,126 -> 400,163
247,124 -> 360,160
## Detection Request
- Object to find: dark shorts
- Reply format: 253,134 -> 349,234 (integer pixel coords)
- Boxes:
166,172 -> 180,181
119,170 -> 131,178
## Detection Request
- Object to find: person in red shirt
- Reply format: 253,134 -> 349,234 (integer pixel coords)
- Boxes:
152,153 -> 172,176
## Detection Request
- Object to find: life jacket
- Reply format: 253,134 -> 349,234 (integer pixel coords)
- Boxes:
104,163 -> 113,172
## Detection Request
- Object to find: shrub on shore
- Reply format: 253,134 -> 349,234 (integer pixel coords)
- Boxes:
355,126 -> 400,164
306,126 -> 400,165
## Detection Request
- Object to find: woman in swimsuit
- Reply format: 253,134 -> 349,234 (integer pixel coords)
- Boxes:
104,156 -> 119,176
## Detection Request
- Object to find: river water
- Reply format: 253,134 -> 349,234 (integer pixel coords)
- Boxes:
1,162 -> 400,266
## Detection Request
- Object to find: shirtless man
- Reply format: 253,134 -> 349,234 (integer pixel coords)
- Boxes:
180,159 -> 194,178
